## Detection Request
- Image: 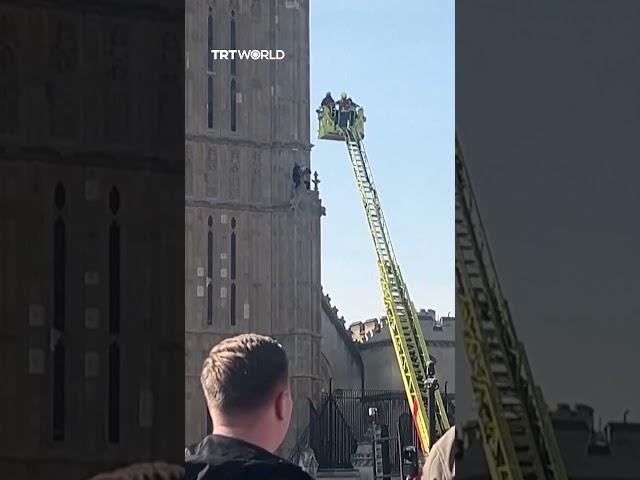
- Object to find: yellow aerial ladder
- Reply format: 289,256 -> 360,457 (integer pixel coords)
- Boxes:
455,134 -> 568,479
317,98 -> 450,453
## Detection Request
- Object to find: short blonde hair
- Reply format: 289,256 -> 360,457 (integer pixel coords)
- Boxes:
201,333 -> 289,414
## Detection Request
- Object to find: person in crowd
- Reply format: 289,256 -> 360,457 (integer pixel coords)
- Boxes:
421,426 -> 456,480
185,333 -> 313,480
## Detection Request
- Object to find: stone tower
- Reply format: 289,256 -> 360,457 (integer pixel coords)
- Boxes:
184,0 -> 323,452
0,2 -> 183,478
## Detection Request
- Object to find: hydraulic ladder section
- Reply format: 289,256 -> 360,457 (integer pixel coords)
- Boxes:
342,127 -> 450,452
455,135 -> 567,480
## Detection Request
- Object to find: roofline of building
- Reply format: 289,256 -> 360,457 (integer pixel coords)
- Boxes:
358,337 -> 455,350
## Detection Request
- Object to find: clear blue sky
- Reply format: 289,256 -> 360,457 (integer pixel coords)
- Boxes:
310,1 -> 455,325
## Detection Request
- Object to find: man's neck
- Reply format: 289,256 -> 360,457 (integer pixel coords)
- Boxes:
213,424 -> 271,452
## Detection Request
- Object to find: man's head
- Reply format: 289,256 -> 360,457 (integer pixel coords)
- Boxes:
201,333 -> 293,453
325,91 -> 332,97
340,91 -> 347,99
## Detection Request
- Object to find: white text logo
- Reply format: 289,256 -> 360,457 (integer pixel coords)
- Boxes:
211,49 -> 286,60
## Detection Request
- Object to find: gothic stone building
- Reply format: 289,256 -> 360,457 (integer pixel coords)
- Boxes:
184,0 -> 324,454
0,1 -> 183,478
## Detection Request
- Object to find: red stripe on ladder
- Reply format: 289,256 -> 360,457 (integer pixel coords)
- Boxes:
411,397 -> 426,454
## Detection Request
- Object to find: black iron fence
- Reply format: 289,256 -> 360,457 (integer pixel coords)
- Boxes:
290,387 -> 455,474
335,389 -> 418,474
310,390 -> 359,469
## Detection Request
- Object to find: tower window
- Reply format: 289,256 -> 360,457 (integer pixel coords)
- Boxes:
109,186 -> 120,215
207,12 -> 214,72
108,342 -> 120,442
230,232 -> 236,280
230,283 -> 236,326
54,182 -> 66,210
229,10 -> 237,132
52,339 -> 65,441
54,217 -> 65,331
207,217 -> 214,325
230,15 -> 237,77
230,217 -> 236,280
52,183 -> 66,441
108,186 -> 121,443
207,77 -> 214,129
230,78 -> 237,132
206,7 -> 215,128
230,216 -> 237,326
109,221 -> 120,334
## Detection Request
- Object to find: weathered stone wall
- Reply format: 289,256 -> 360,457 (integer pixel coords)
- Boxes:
0,1 -> 183,477
320,295 -> 364,391
184,0 -> 322,454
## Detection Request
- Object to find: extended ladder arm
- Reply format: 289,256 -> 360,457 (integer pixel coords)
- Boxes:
455,135 -> 567,480
344,127 -> 450,452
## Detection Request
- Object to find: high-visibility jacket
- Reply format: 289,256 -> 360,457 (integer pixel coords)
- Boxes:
338,98 -> 353,110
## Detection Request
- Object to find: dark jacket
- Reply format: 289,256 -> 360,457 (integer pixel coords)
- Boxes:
185,434 -> 313,480
320,94 -> 335,107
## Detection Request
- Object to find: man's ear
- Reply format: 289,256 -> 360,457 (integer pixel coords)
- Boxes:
274,389 -> 288,421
